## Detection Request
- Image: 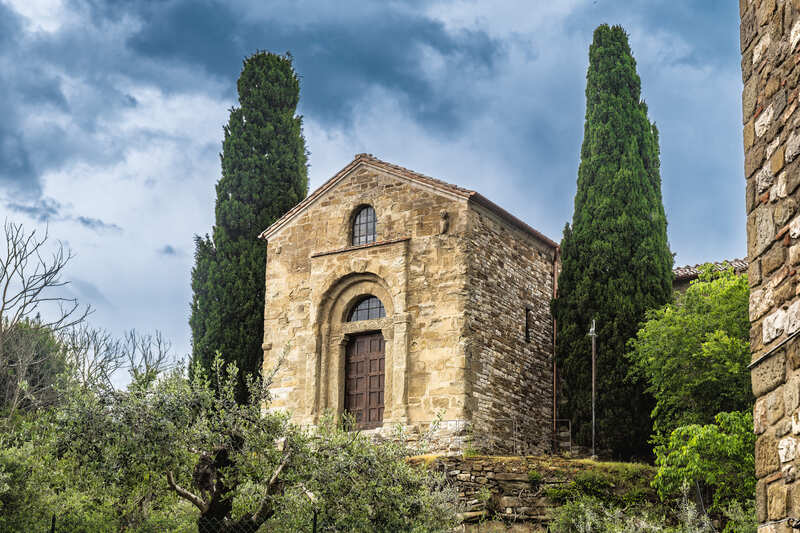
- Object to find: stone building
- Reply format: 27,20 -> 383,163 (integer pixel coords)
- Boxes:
259,154 -> 559,454
741,0 -> 800,527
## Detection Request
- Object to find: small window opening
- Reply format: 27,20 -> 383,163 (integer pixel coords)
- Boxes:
348,296 -> 386,322
352,206 -> 377,246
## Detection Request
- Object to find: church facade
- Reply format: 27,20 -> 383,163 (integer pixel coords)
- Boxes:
259,154 -> 559,453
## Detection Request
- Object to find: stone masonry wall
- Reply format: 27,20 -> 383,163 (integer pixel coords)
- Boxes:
262,161 -> 472,440
408,455 -> 657,529
742,0 -> 800,529
464,205 -> 556,455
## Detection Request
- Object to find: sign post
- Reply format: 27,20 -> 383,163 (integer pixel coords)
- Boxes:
588,319 -> 597,460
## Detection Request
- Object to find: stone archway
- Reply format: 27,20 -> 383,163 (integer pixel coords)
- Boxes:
310,272 -> 409,427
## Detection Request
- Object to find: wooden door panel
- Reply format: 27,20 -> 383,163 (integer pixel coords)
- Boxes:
345,332 -> 385,429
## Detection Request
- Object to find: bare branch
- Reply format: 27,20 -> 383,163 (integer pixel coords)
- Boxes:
166,471 -> 208,513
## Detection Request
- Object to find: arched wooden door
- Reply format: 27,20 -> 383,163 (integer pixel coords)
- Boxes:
344,332 -> 385,429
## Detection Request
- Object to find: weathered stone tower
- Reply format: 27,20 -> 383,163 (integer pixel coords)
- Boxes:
742,0 -> 800,527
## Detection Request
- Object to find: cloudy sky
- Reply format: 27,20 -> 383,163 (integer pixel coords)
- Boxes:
0,0 -> 743,360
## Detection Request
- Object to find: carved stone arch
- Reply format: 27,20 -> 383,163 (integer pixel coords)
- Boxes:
310,271 -> 407,427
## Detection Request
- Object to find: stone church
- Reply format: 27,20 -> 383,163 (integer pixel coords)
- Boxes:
260,154 -> 559,453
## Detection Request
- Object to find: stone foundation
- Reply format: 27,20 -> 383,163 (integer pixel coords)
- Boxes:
410,455 -> 656,527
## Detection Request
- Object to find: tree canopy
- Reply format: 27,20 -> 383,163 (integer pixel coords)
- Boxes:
190,51 -> 308,398
627,267 -> 751,442
552,24 -> 673,458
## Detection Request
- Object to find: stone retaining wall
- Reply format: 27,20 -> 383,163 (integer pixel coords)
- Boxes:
410,454 -> 655,527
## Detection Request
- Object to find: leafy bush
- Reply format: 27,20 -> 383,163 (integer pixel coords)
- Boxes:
1,353 -> 459,532
545,464 -> 655,509
528,469 -> 543,490
549,494 -> 712,533
653,411 -> 755,514
627,267 -> 750,443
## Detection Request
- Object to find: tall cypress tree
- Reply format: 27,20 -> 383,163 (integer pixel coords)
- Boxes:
190,52 -> 308,397
552,25 -> 673,458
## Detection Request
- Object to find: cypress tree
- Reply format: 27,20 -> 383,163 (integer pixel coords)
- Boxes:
190,52 -> 308,398
552,25 -> 673,458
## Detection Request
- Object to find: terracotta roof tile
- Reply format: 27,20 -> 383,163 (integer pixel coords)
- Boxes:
673,258 -> 748,281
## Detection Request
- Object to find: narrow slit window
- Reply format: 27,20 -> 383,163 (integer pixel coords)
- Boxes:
348,296 -> 386,322
352,206 -> 377,246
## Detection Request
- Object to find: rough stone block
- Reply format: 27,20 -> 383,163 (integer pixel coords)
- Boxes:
753,349 -> 787,397
789,339 -> 800,369
764,308 -> 787,343
759,433 -> 781,478
758,105 -> 776,137
787,130 -> 800,163
769,386 -> 786,424
780,437 -> 799,463
758,164 -> 776,193
785,374 -> 800,411
746,118 -> 756,149
752,286 -> 775,321
756,396 -> 769,434
793,18 -> 800,50
788,300 -> 800,335
745,76 -> 760,120
755,33 -> 773,66
775,199 -> 797,227
764,246 -> 787,274
773,144 -> 787,174
790,244 -> 800,265
757,478 -> 768,523
748,207 -> 776,258
768,481 -> 788,520
747,143 -> 766,178
752,259 -> 763,286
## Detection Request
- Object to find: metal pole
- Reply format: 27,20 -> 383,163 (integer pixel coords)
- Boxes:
589,319 -> 597,460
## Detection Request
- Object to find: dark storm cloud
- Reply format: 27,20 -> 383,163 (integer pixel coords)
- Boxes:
75,216 -> 122,232
0,3 -> 40,196
6,198 -> 120,232
0,0 -> 746,268
6,198 -> 63,222
106,0 -> 503,131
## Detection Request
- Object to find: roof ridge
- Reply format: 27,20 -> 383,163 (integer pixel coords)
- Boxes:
260,153 -> 558,249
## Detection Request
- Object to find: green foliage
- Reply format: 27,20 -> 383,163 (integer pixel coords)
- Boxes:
720,500 -> 757,533
552,24 -> 673,458
0,353 -> 457,531
190,51 -> 308,399
653,411 -> 756,514
544,463 -> 655,509
528,469 -> 543,490
548,493 -> 712,533
627,266 -> 751,442
0,319 -> 68,417
270,414 -> 459,533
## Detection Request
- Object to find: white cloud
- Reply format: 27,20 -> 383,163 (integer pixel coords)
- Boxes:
2,0 -> 72,33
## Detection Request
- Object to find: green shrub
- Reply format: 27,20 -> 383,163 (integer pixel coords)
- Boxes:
528,469 -> 543,490
549,494 -> 712,533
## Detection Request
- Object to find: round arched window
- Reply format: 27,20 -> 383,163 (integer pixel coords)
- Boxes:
348,295 -> 386,321
352,206 -> 377,246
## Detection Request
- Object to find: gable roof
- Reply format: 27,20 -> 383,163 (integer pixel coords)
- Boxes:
673,258 -> 748,281
259,153 -> 558,249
